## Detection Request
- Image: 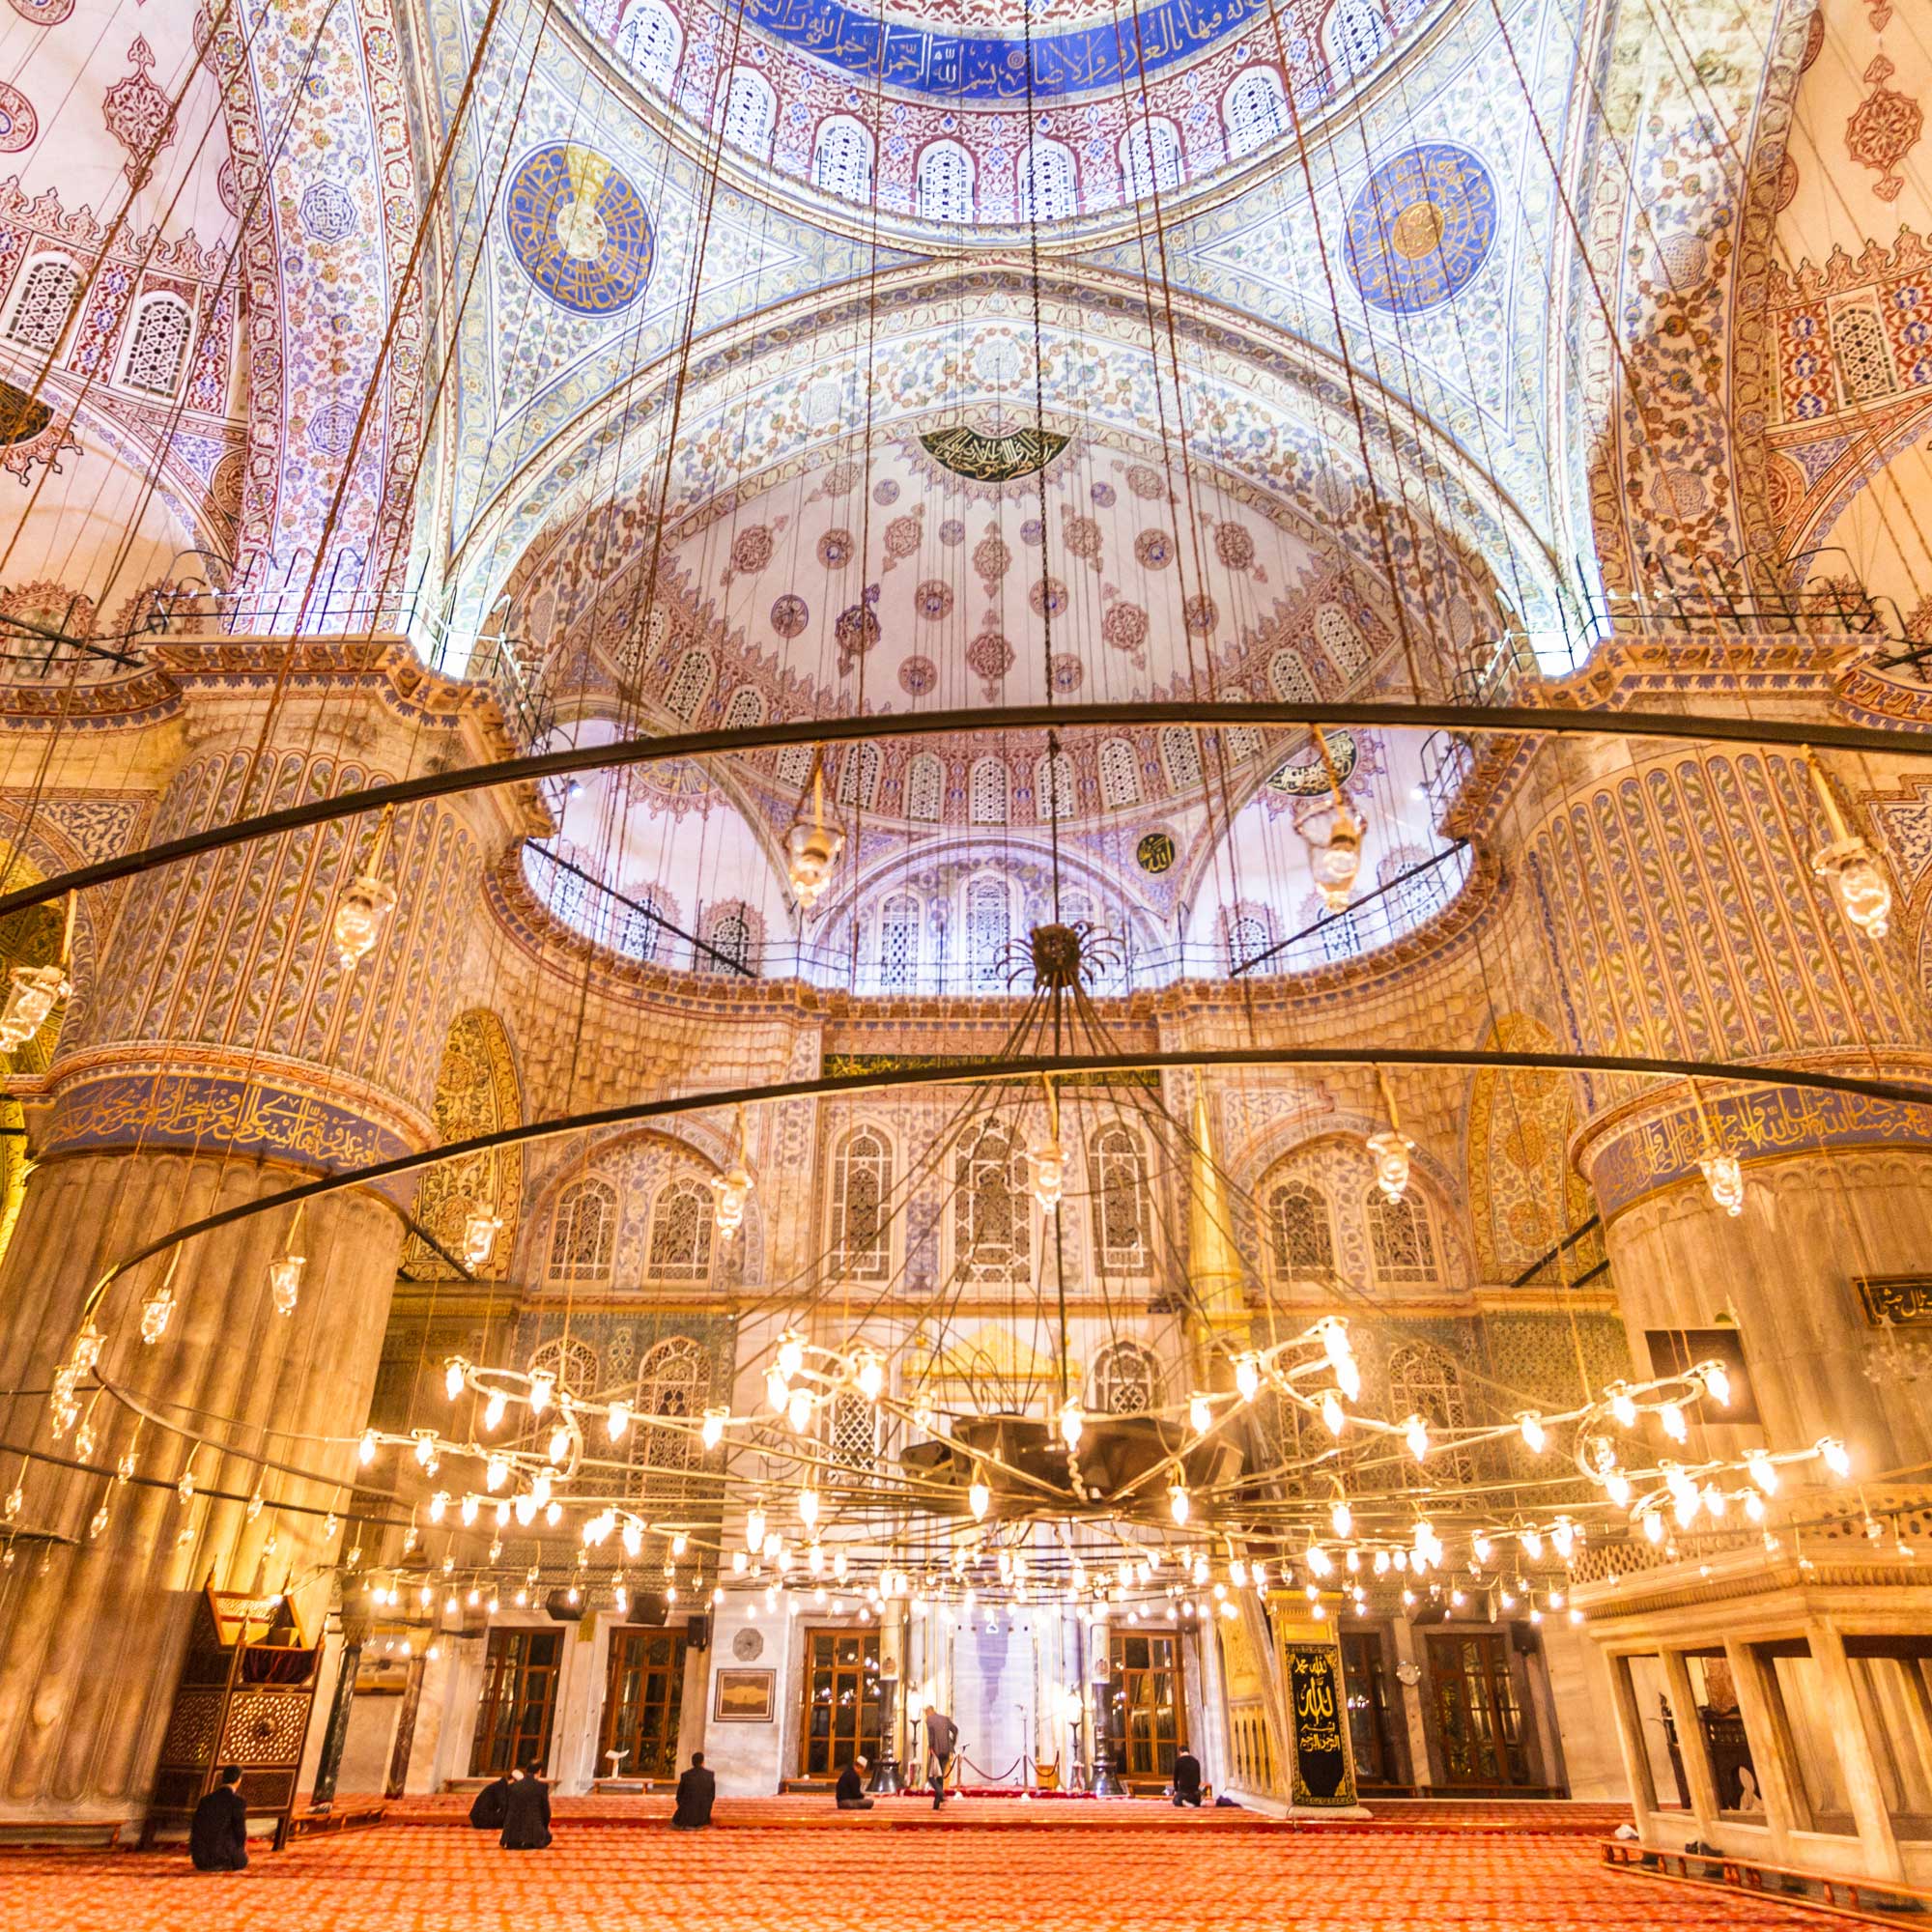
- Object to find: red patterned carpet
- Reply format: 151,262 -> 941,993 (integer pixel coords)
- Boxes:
0,1823 -> 1833,1931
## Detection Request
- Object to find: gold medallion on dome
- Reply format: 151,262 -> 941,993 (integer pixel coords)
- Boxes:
920,423 -> 1069,482
505,142 -> 655,316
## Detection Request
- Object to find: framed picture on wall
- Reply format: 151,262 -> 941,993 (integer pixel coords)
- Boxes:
713,1667 -> 777,1722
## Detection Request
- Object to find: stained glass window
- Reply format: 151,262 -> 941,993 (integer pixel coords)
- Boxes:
1090,1125 -> 1151,1272
1267,1180 -> 1334,1278
916,141 -> 975,222
647,1176 -> 714,1280
1098,739 -> 1143,810
663,646 -> 714,722
1122,119 -> 1184,199
615,0 -> 680,85
965,876 -> 1011,986
123,295 -> 192,398
953,1122 -> 1028,1281
1160,726 -> 1203,791
877,895 -> 920,991
8,258 -> 79,353
832,1126 -> 892,1278
724,684 -> 765,731
1225,69 -> 1289,157
1323,0 -> 1392,78
701,905 -> 755,974
837,742 -> 881,810
549,1178 -> 617,1281
1035,748 -> 1075,823
722,70 -> 776,157
1227,910 -> 1270,973
1368,1188 -> 1436,1283
1019,141 -> 1078,221
905,753 -> 945,821
969,756 -> 1009,824
813,118 -> 874,201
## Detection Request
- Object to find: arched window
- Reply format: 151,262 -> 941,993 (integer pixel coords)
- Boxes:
1367,1186 -> 1436,1283
724,684 -> 765,731
965,876 -> 1011,986
969,756 -> 1009,825
1226,908 -> 1271,973
528,1336 -> 601,1404
1267,1180 -> 1334,1278
776,744 -> 815,790
1019,140 -> 1078,221
828,1389 -> 878,1471
1269,647 -> 1319,704
7,257 -> 79,352
615,0 -> 681,85
632,1335 -> 713,1497
1386,1343 -> 1472,1483
1316,604 -> 1371,679
700,902 -> 757,975
549,1177 -> 617,1281
1121,119 -> 1184,199
836,741 -> 881,810
813,117 -> 874,201
1223,724 -> 1264,763
663,645 -> 714,722
1035,747 -> 1075,823
905,752 -> 945,821
616,887 -> 669,964
1097,739 -> 1142,810
1322,0 -> 1391,78
953,1122 -> 1028,1281
646,1174 -> 714,1281
877,894 -> 920,990
832,1125 -> 893,1278
916,140 -> 975,223
1160,725 -> 1203,791
1090,1124 -> 1151,1273
721,69 -> 776,158
1225,68 -> 1288,157
122,295 -> 192,398
1091,1339 -> 1163,1414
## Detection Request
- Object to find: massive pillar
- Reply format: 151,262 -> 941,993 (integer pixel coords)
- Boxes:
1520,739 -> 1932,1473
0,650 -> 509,1828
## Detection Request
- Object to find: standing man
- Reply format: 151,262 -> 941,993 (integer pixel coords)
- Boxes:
671,1750 -> 716,1829
923,1707 -> 959,1810
499,1761 -> 554,1849
188,1765 -> 248,1871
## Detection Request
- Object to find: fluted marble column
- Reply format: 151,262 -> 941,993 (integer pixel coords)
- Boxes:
0,656 -> 508,1826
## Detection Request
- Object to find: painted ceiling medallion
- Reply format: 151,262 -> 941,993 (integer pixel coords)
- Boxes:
1344,144 -> 1497,316
919,422 -> 1068,482
505,143 -> 655,316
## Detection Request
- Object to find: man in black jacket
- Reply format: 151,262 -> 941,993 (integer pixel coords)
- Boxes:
188,1765 -> 248,1871
499,1762 -> 553,1849
835,1755 -> 873,1810
671,1750 -> 715,1829
469,1769 -> 518,1829
1171,1747 -> 1203,1807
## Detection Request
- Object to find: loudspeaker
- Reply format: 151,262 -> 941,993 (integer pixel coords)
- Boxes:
632,1592 -> 668,1627
544,1589 -> 586,1623
685,1612 -> 712,1652
1511,1623 -> 1541,1656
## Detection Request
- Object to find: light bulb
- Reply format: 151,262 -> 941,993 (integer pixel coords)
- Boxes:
623,1520 -> 642,1559
445,1360 -> 467,1403
1234,1352 -> 1262,1402
710,1163 -> 753,1242
485,1455 -> 508,1492
1660,1402 -> 1688,1442
1812,834 -> 1891,940
1405,1414 -> 1430,1462
855,1351 -> 884,1402
833,1549 -> 848,1581
701,1406 -> 727,1449
413,1434 -> 435,1467
1189,1392 -> 1211,1435
1366,1128 -> 1412,1204
1059,1397 -> 1084,1451
1520,1528 -> 1544,1559
777,1332 -> 806,1382
1470,1533 -> 1492,1564
1605,1472 -> 1632,1509
1306,1545 -> 1332,1577
1330,1498 -> 1352,1539
1747,1450 -> 1779,1494
1745,1492 -> 1766,1522
1321,1389 -> 1346,1436
268,1252 -> 305,1317
357,1429 -> 377,1466
746,1505 -> 767,1553
484,1390 -> 507,1432
1698,1151 -> 1745,1217
1168,1485 -> 1190,1526
140,1285 -> 175,1345
1702,1484 -> 1726,1520
969,1472 -> 990,1520
548,1425 -> 570,1464
607,1402 -> 629,1442
787,1386 -> 813,1434
461,1208 -> 501,1269
799,1488 -> 820,1528
1819,1436 -> 1852,1478
1609,1387 -> 1638,1429
1700,1362 -> 1732,1406
528,1372 -> 554,1416
333,867 -> 395,969
766,1366 -> 790,1413
1519,1412 -> 1547,1454
429,1492 -> 448,1522
0,961 -> 68,1049
461,1494 -> 480,1525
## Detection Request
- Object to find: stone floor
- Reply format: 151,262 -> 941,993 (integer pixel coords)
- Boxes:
0,1813 -> 1835,1931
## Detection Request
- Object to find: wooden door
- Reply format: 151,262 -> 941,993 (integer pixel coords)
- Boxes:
799,1628 -> 882,1777
600,1628 -> 687,1780
1103,1631 -> 1187,1783
1340,1630 -> 1402,1787
1426,1631 -> 1532,1786
469,1629 -> 561,1776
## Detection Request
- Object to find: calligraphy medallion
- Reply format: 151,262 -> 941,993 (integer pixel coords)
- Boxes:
505,143 -> 655,316
1344,144 -> 1496,316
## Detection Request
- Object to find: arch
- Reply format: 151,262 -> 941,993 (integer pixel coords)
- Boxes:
1091,1338 -> 1163,1415
1121,119 -> 1183,200
831,1123 -> 893,1278
528,1334 -> 601,1397
1225,905 -> 1272,973
615,0 -> 681,86
1019,140 -> 1078,221
121,294 -> 193,400
548,1176 -> 617,1282
1160,725 -> 1204,791
1097,738 -> 1142,810
916,139 -> 975,223
721,68 -> 777,159
663,645 -> 714,723
6,255 -> 79,353
905,752 -> 945,821
969,756 -> 1009,825
699,900 -> 759,974
1266,1178 -> 1334,1280
646,1173 -> 715,1281
1224,68 -> 1288,158
1035,746 -> 1075,823
952,1120 -> 1028,1281
631,1334 -> 714,1497
1366,1186 -> 1436,1283
1322,0 -> 1391,80
1089,1123 -> 1151,1273
1385,1342 -> 1473,1483
812,117 -> 874,201
724,683 -> 765,731
964,874 -> 1013,986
